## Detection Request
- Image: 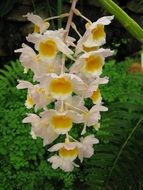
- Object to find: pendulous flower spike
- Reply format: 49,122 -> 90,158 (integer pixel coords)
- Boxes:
16,0 -> 113,172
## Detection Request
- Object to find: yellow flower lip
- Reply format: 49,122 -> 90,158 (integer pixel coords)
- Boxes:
59,147 -> 78,160
25,94 -> 35,109
91,24 -> 105,41
39,39 -> 57,58
83,55 -> 103,74
50,114 -> 72,134
49,76 -> 73,100
90,88 -> 101,104
34,24 -> 40,33
82,45 -> 98,52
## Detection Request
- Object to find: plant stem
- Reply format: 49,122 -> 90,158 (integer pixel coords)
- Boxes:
46,0 -> 55,29
141,45 -> 143,68
57,0 -> 63,28
97,0 -> 143,42
105,116 -> 143,187
31,0 -> 36,13
64,0 -> 78,41
60,0 -> 78,75
44,13 -> 69,21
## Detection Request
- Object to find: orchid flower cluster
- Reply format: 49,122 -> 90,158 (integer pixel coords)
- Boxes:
15,2 -> 113,172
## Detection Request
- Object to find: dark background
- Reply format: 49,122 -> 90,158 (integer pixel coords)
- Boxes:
0,0 -> 142,65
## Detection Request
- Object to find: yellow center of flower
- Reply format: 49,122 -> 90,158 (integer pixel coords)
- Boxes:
34,21 -> 49,33
51,115 -> 72,134
25,94 -> 34,108
90,88 -> 101,103
59,147 -> 78,160
39,40 -> 57,58
34,24 -> 40,33
84,55 -> 103,73
91,24 -> 105,41
49,77 -> 73,99
83,45 -> 98,52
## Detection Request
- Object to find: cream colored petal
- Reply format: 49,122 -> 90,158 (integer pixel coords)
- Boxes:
22,113 -> 40,124
78,149 -> 84,162
40,22 -> 50,33
66,36 -> 76,47
69,59 -> 82,74
84,77 -> 109,98
68,74 -> 85,93
68,110 -> 83,123
82,146 -> 94,158
80,48 -> 114,59
90,105 -> 108,112
84,36 -> 105,48
61,160 -> 74,172
92,16 -> 114,28
82,135 -> 99,145
78,141 -> 95,161
15,44 -> 38,71
55,37 -> 74,60
42,127 -> 59,146
84,85 -> 98,98
26,33 -> 41,44
40,109 -> 55,119
24,13 -> 43,26
15,43 -> 35,54
17,80 -> 33,89
87,112 -> 100,126
30,129 -> 37,139
96,76 -> 109,84
63,142 -> 78,150
48,143 -> 64,152
48,155 -> 62,169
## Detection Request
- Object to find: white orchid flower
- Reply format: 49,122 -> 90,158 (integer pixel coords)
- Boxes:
39,73 -> 85,100
15,43 -> 38,73
27,30 -> 74,60
48,155 -> 79,172
83,76 -> 109,97
17,80 -> 53,111
81,104 -> 108,135
22,113 -> 58,146
70,48 -> 113,77
31,56 -> 63,80
40,109 -> 83,134
75,16 -> 114,55
55,95 -> 84,113
48,141 -> 80,172
78,135 -> 99,162
24,13 -> 50,33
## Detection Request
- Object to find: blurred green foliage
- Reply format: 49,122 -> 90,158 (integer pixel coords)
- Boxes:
101,59 -> 143,104
0,59 -> 143,189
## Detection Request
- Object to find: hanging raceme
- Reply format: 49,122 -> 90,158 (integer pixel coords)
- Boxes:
15,0 -> 113,172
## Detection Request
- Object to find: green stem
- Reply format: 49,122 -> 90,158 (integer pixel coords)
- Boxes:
46,0 -> 55,30
97,0 -> 143,42
31,0 -> 36,13
57,0 -> 63,28
105,116 -> 143,186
